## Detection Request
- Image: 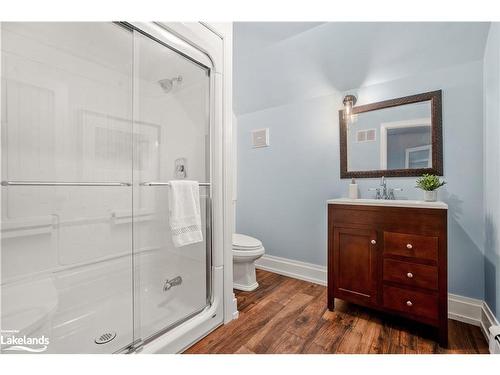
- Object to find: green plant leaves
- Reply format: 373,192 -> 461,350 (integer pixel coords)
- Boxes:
415,174 -> 446,191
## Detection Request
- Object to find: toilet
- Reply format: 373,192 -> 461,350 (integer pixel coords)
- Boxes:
232,233 -> 265,291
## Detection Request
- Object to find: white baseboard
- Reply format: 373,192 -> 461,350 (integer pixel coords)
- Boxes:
255,254 -> 499,351
482,301 -> 499,353
448,293 -> 499,339
448,293 -> 485,326
255,254 -> 327,286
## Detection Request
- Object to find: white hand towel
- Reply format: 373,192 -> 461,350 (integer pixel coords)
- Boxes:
168,180 -> 203,247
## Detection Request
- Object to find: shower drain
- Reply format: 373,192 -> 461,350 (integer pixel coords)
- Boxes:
94,332 -> 117,345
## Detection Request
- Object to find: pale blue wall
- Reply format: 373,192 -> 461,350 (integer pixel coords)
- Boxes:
237,60 -> 486,299
483,23 -> 500,319
234,23 -> 490,116
237,92 -> 342,266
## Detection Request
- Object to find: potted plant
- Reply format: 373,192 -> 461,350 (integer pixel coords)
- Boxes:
416,174 -> 446,202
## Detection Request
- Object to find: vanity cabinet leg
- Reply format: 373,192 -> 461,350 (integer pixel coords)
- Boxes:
438,322 -> 448,348
327,294 -> 335,311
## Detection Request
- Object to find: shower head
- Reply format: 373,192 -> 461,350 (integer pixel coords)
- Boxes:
158,76 -> 183,93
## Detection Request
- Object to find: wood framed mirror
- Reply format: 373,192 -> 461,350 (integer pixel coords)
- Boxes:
339,90 -> 443,178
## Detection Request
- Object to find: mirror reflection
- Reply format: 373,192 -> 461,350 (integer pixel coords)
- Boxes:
347,101 -> 432,172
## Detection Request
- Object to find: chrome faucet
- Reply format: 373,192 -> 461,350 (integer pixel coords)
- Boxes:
163,276 -> 183,291
369,176 -> 402,200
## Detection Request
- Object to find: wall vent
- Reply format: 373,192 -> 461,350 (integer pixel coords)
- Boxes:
251,128 -> 269,148
356,128 -> 376,143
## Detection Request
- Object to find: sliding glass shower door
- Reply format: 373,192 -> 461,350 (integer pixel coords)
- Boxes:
132,29 -> 211,344
1,22 -> 212,354
0,22 -> 135,353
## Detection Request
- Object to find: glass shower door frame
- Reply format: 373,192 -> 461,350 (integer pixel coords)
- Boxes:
119,22 -> 215,353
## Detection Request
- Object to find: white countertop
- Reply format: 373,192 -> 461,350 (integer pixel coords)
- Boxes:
327,198 -> 448,209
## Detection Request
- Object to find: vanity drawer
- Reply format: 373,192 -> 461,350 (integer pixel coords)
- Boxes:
383,259 -> 438,290
384,232 -> 438,262
383,285 -> 438,321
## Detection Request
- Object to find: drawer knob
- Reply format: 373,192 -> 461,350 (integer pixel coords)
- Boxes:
406,243 -> 413,249
371,239 -> 377,245
407,272 -> 414,278
406,300 -> 413,307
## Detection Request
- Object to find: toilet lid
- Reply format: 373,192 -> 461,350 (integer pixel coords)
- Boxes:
232,233 -> 262,250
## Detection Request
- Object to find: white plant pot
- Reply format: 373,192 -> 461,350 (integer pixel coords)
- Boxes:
423,190 -> 438,202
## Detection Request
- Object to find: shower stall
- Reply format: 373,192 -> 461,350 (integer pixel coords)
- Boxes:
0,22 -> 225,353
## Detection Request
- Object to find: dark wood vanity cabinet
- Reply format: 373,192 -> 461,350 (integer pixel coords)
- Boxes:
333,227 -> 378,306
327,203 -> 448,346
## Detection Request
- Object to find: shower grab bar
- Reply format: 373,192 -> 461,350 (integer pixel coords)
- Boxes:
141,182 -> 211,187
1,181 -> 131,187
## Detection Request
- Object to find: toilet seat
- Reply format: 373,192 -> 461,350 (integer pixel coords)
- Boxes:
232,233 -> 262,251
232,247 -> 265,260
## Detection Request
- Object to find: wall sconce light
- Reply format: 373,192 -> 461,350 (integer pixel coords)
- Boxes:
343,94 -> 357,119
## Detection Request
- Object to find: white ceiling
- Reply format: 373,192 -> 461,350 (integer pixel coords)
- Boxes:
234,22 -> 325,57
234,22 -> 491,115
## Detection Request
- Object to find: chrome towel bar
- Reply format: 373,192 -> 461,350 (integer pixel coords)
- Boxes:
141,182 -> 211,187
1,181 -> 211,187
1,181 -> 131,187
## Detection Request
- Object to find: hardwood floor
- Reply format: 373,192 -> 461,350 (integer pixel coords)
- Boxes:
184,270 -> 489,354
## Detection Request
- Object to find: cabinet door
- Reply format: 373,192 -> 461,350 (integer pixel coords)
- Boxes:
333,227 -> 378,305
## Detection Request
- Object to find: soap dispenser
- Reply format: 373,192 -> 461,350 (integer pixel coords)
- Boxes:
349,178 -> 358,199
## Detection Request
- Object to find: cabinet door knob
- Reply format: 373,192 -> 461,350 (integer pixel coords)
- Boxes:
371,239 -> 377,245
407,272 -> 414,278
406,243 -> 413,249
406,300 -> 413,307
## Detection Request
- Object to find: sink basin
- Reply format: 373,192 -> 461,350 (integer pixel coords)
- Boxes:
327,198 -> 448,209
